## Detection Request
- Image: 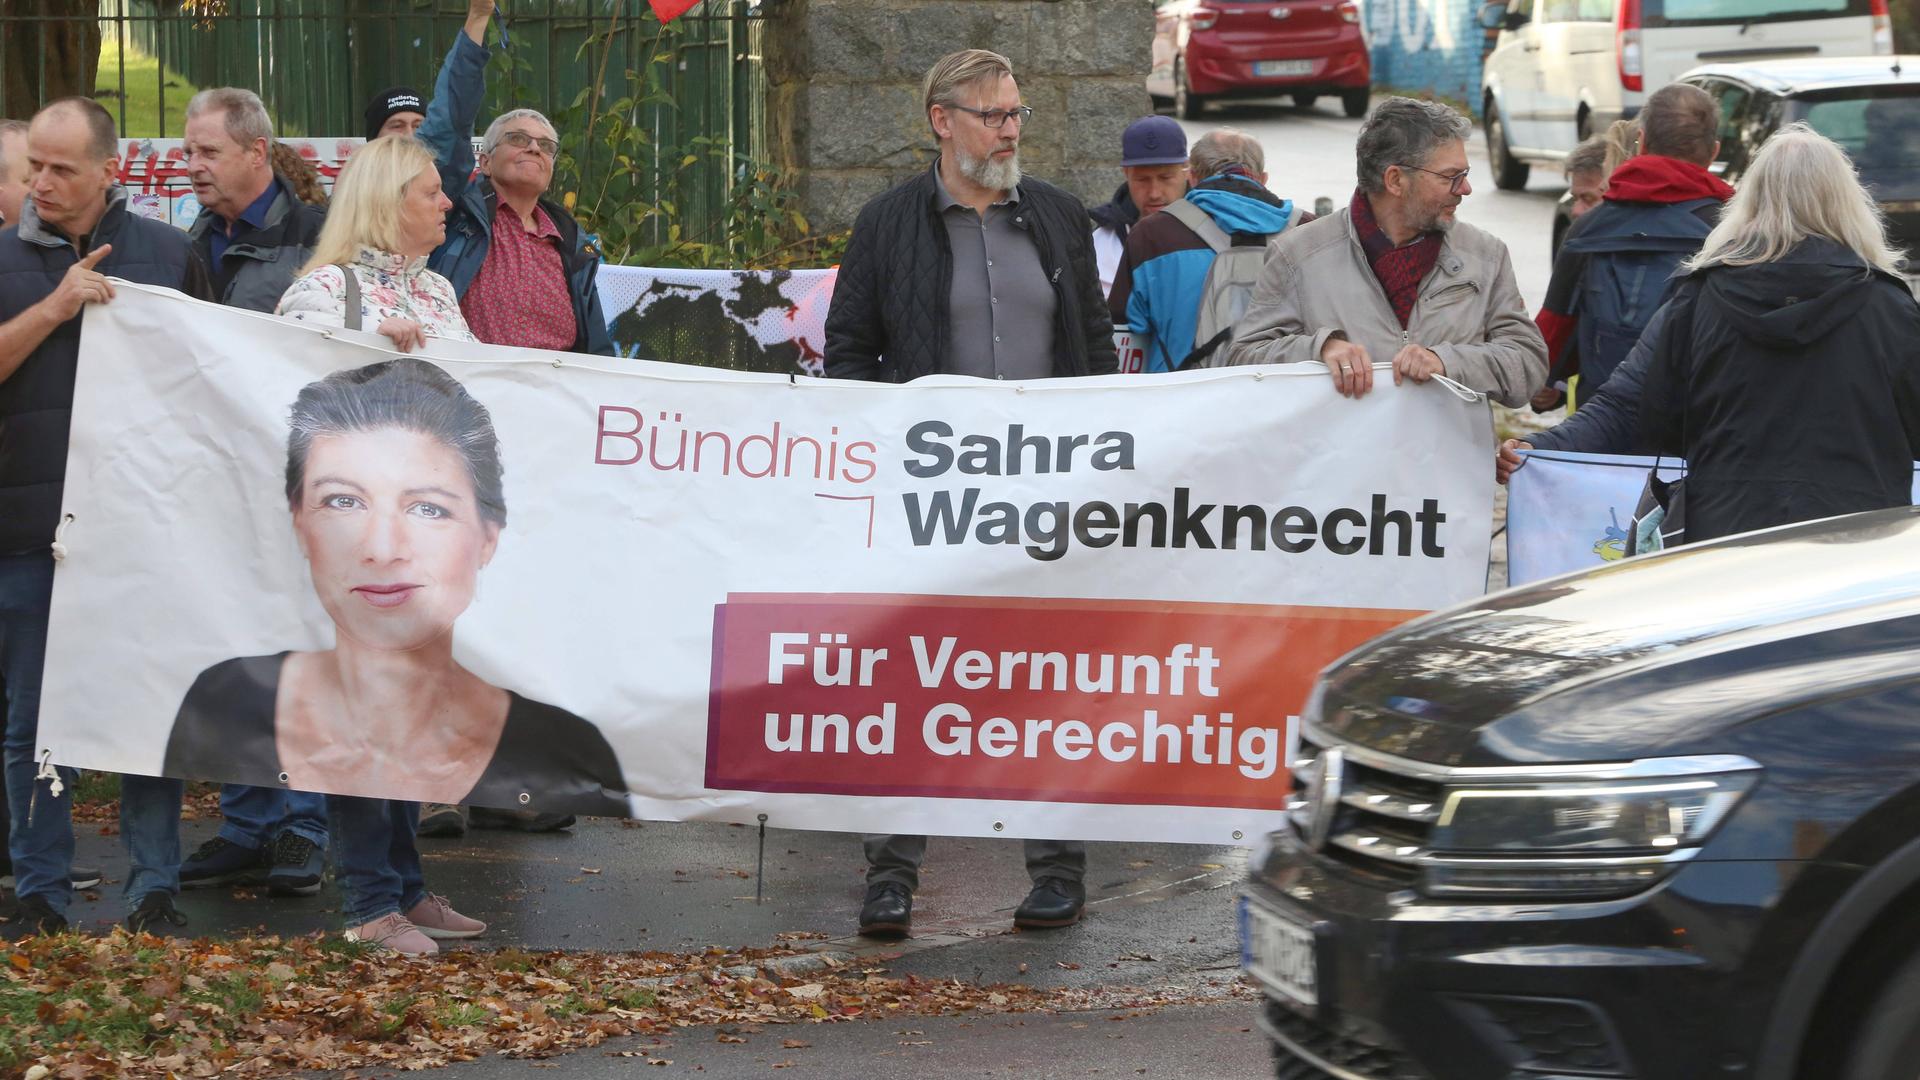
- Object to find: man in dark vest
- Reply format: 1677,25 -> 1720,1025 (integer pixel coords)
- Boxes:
0,98 -> 213,936
1497,83 -> 1733,482
174,85 -> 331,899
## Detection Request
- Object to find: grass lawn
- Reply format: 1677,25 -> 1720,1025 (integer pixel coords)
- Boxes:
93,38 -> 198,138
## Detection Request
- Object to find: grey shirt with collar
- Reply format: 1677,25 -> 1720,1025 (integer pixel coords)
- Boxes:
933,167 -> 1058,380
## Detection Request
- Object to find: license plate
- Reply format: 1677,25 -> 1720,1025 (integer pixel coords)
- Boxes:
1253,59 -> 1314,76
1239,896 -> 1318,1006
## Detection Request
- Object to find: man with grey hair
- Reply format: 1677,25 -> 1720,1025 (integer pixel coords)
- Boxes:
1227,97 -> 1545,405
181,88 -> 326,313
826,48 -> 1114,939
419,0 -> 612,356
172,85 -> 331,901
0,120 -> 28,229
1109,127 -> 1310,371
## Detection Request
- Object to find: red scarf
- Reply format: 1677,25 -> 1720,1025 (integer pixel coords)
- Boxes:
1350,189 -> 1443,329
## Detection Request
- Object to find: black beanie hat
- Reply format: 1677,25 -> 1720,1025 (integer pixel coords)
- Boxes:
364,87 -> 426,142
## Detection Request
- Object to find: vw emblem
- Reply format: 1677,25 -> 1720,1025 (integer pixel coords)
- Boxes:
1306,747 -> 1344,851
1270,7 -> 1293,16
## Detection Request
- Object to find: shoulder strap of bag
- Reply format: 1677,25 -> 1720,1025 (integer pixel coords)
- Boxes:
334,263 -> 361,332
1163,199 -> 1230,253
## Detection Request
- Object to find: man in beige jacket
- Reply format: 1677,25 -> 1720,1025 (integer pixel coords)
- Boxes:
1225,97 -> 1545,407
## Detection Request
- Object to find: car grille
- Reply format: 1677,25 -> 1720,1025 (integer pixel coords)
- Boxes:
1287,731 -> 1444,885
1262,999 -> 1434,1080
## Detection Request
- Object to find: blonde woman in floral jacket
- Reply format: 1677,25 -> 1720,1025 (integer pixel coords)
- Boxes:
276,135 -> 475,352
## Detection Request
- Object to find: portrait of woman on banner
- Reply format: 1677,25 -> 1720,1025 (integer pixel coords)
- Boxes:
163,357 -> 630,817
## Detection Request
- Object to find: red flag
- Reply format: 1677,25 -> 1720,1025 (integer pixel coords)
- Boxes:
649,0 -> 702,20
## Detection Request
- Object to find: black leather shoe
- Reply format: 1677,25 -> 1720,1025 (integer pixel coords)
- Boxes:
858,881 -> 913,939
1014,876 -> 1086,929
2,894 -> 68,936
126,891 -> 189,936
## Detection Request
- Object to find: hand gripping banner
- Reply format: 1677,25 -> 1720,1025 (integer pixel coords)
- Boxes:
40,285 -> 1494,844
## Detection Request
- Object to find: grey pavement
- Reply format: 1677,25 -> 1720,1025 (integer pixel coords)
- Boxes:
394,1001 -> 1270,1079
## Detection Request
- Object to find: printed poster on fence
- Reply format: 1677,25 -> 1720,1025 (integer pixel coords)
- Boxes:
38,284 -> 1494,844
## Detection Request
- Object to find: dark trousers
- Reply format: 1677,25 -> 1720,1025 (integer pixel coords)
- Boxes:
862,834 -> 1086,892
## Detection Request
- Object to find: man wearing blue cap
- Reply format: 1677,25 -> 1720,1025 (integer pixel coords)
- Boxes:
1091,115 -> 1191,299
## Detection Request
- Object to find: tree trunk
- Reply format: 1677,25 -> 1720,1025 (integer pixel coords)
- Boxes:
3,0 -> 103,121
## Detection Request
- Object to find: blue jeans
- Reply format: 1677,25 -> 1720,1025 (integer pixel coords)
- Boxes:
1,552 -> 73,912
327,796 -> 425,926
218,784 -> 328,850
120,774 -> 184,904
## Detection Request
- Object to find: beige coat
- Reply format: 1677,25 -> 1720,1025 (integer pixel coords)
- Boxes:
1223,207 -> 1547,407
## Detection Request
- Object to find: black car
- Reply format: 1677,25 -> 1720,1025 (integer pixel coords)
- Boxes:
1678,57 -> 1920,265
1243,507 -> 1920,1080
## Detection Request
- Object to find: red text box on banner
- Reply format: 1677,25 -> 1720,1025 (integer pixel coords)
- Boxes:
705,594 -> 1419,810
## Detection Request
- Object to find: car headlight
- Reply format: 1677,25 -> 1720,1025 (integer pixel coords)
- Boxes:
1422,771 -> 1759,898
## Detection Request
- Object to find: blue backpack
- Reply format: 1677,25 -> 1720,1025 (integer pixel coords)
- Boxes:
1561,197 -> 1720,392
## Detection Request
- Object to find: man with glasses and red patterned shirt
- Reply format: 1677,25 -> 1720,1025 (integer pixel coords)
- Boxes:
1226,97 -> 1544,406
417,0 -> 613,359
825,49 -> 1114,939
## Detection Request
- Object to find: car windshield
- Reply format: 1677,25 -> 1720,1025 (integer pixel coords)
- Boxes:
1796,91 -> 1920,173
1647,0 -> 1864,23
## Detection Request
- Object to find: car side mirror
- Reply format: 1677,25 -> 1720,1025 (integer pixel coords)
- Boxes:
1478,2 -> 1513,29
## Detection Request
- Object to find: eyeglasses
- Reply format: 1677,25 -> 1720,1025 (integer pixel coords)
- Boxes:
943,104 -> 1035,129
496,130 -> 560,156
1402,163 -> 1471,194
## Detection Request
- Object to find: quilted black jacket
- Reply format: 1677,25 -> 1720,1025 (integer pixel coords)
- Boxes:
825,164 -> 1118,382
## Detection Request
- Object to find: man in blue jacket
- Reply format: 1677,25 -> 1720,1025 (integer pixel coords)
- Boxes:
1108,128 -> 1308,372
416,1 -> 614,357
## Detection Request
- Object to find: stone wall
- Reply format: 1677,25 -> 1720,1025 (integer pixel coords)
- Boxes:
765,0 -> 1154,233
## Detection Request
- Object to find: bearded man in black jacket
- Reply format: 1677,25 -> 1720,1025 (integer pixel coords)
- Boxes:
825,49 -> 1105,939
824,49 -> 1118,384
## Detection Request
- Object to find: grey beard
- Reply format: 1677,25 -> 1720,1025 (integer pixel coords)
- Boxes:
1418,206 -> 1457,234
957,145 -> 1022,192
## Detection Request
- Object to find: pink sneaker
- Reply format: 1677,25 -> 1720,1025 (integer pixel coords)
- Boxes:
345,912 -> 438,955
405,893 -> 487,940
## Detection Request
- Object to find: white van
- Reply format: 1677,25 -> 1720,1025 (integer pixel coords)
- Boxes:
1476,0 -> 1893,187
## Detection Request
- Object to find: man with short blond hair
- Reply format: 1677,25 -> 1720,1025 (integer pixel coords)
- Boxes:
182,88 -> 326,313
826,48 -> 1113,938
173,85 -> 331,900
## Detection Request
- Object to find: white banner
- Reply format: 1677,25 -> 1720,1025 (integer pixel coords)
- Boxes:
1507,450 -> 1920,585
41,285 -> 1494,844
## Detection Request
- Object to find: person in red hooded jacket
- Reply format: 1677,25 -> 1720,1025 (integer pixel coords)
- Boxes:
1533,83 -> 1732,400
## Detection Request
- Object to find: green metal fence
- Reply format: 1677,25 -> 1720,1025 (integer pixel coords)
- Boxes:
1,0 -> 768,246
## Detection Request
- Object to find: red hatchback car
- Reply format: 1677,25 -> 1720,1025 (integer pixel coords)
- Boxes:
1147,0 -> 1373,119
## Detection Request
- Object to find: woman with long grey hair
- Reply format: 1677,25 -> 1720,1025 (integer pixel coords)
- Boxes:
1638,123 -> 1920,544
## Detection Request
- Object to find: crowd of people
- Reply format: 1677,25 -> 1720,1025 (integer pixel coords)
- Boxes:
3,22 -> 1916,952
